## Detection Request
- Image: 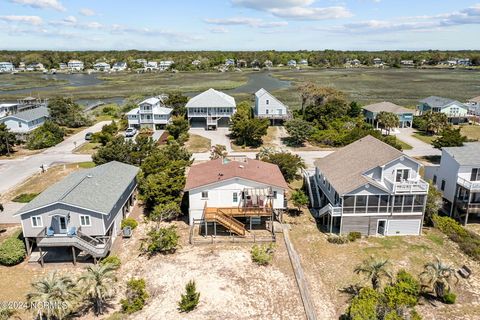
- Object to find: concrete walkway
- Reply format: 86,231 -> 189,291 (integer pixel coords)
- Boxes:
394,127 -> 441,157
283,225 -> 318,320
0,121 -> 109,195
189,127 -> 233,152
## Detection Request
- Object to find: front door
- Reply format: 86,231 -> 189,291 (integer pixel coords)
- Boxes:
377,220 -> 387,235
57,216 -> 67,234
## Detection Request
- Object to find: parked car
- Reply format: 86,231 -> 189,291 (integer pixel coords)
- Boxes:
85,132 -> 93,140
125,127 -> 137,138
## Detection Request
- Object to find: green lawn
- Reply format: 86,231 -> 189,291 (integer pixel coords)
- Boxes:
412,131 -> 436,144
74,142 -> 101,155
12,193 -> 39,203
78,161 -> 96,168
396,138 -> 413,150
185,134 -> 211,152
459,125 -> 480,141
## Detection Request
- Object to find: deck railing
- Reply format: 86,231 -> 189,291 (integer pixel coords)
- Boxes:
384,177 -> 429,194
457,177 -> 480,191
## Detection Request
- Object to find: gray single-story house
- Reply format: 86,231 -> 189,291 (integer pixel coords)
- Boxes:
0,106 -> 49,134
363,102 -> 414,128
15,161 -> 139,266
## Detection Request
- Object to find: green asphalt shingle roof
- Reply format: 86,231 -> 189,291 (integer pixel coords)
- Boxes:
16,161 -> 139,216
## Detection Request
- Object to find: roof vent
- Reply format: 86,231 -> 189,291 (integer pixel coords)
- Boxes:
239,165 -> 245,169
86,174 -> 93,178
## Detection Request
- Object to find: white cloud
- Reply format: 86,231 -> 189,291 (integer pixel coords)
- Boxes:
0,15 -> 43,25
10,0 -> 66,12
209,26 -> 229,33
79,8 -> 96,16
231,0 -> 351,20
204,17 -> 288,28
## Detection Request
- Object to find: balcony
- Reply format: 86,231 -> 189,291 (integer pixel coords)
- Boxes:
457,177 -> 480,191
384,177 -> 429,194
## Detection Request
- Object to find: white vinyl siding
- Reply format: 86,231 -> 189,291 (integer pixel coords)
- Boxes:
386,219 -> 421,236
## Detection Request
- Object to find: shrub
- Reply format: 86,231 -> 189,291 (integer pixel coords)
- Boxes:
121,218 -> 138,230
327,235 -> 349,244
120,278 -> 149,314
143,226 -> 180,255
347,287 -> 379,320
0,232 -> 26,266
178,280 -> 200,313
26,121 -> 65,150
347,232 -> 362,242
101,255 -> 121,269
12,193 -> 39,203
443,291 -> 456,304
251,244 -> 275,266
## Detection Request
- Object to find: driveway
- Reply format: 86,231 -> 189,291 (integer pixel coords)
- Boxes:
394,128 -> 441,157
189,128 -> 232,152
0,202 -> 23,224
0,121 -> 109,195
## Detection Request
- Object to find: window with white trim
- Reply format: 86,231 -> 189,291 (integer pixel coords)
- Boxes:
395,169 -> 409,182
31,216 -> 42,228
201,191 -> 209,199
233,192 -> 238,202
80,215 -> 91,226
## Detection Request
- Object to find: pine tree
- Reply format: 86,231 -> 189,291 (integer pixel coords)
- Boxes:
178,280 -> 200,312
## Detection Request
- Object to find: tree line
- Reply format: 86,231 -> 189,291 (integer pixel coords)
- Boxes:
1,50 -> 479,70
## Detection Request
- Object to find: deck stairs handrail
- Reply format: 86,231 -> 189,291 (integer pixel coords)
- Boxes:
317,204 -> 342,217
205,209 -> 246,236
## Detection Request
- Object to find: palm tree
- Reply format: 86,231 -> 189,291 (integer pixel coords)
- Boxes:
377,111 -> 399,135
26,272 -> 78,320
420,258 -> 458,299
354,256 -> 392,290
78,263 -> 117,315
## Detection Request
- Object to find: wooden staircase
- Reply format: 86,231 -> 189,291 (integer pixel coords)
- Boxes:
204,209 -> 247,236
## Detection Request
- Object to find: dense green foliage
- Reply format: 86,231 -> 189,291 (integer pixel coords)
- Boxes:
143,225 -> 180,255
345,270 -> 422,320
260,151 -> 305,182
101,255 -> 122,269
0,124 -> 16,156
376,112 -> 400,135
424,181 -> 443,226
327,235 -> 350,244
93,120 -> 119,146
230,104 -> 269,147
164,91 -> 188,117
138,142 -> 192,211
443,292 -> 457,304
166,116 -> 189,141
120,278 -> 149,314
26,120 -> 65,149
291,189 -> 309,210
251,244 -> 275,266
0,231 -> 26,266
92,135 -> 156,166
78,263 -> 118,315
414,112 -> 448,134
432,215 -> 480,261
48,97 -> 92,128
354,257 -> 392,291
121,218 -> 139,230
178,280 -> 200,312
209,144 -> 228,160
432,127 -> 467,149
150,202 -> 182,222
284,118 -> 313,146
12,193 -> 38,203
347,232 -> 362,242
1,50 -> 479,70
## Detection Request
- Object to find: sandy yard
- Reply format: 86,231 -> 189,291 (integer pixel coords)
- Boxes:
285,211 -> 480,320
109,218 -> 305,320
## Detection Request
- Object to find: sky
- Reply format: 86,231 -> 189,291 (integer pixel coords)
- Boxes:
0,0 -> 479,51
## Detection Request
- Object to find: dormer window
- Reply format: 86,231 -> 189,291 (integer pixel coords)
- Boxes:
395,169 -> 409,182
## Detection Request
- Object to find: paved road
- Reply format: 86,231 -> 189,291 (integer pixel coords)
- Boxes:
394,128 -> 441,157
0,121 -> 109,195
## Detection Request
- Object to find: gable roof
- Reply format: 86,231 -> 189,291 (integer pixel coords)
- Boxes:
363,102 -> 412,114
185,158 -> 288,191
443,142 -> 480,166
255,88 -> 287,108
16,161 -> 139,216
314,135 -> 404,195
0,106 -> 49,122
186,88 -> 236,109
419,96 -> 467,109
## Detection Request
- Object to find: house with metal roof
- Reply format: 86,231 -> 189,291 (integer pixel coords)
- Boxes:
186,88 -> 236,129
126,95 -> 173,130
93,62 -> 111,72
254,88 -> 291,124
0,61 -> 14,73
112,61 -> 127,71
304,135 -> 428,236
67,60 -> 84,71
0,106 -> 49,133
15,161 -> 139,266
467,96 -> 480,116
185,157 -> 288,240
425,142 -> 480,225
418,96 -> 469,124
363,101 -> 414,128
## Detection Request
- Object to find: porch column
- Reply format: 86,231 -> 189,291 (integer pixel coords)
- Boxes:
72,247 -> 76,266
204,220 -> 208,236
329,215 -> 333,233
465,192 -> 472,225
24,238 -> 32,256
39,247 -> 44,268
214,221 -> 217,237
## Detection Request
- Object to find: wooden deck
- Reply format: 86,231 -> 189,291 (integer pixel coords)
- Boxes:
205,206 -> 273,218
